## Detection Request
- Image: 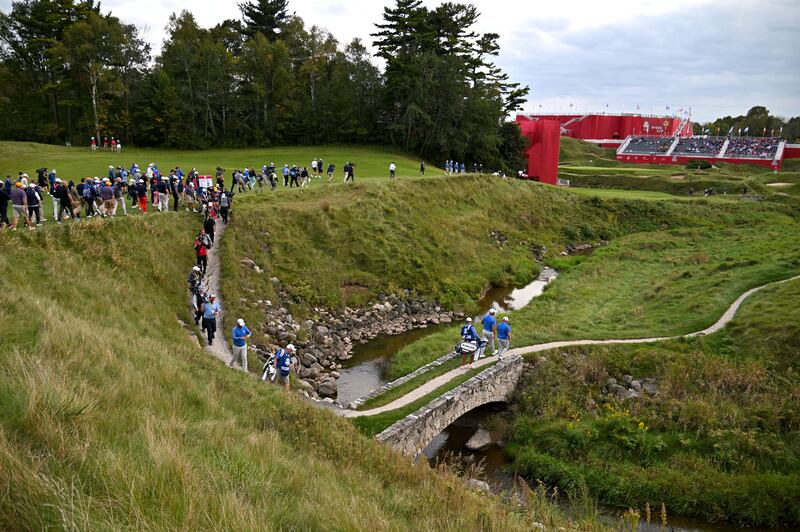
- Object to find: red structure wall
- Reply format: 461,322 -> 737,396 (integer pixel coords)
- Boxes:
617,153 -> 781,170
518,117 -> 561,185
519,114 -> 692,141
783,144 -> 800,159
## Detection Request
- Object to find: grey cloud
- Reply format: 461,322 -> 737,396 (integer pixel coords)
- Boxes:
499,1 -> 800,121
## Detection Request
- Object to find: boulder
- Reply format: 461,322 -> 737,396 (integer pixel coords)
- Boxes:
465,428 -> 494,451
300,352 -> 318,367
318,379 -> 337,397
295,379 -> 314,393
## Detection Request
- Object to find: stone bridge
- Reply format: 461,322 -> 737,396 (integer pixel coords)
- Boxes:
375,354 -> 524,456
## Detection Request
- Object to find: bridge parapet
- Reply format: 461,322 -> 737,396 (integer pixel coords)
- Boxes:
376,354 -> 524,456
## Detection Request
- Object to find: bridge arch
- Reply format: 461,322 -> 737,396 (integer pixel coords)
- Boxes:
375,354 -> 524,456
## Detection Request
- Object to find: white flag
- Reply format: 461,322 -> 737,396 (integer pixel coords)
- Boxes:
744,126 -> 749,133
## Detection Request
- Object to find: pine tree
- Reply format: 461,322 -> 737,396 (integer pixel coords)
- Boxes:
239,0 -> 289,40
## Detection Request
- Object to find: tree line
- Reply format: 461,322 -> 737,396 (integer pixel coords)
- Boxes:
693,106 -> 800,141
0,0 -> 529,170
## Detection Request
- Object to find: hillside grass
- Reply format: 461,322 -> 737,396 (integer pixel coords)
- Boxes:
385,205 -> 800,379
508,278 -> 800,527
0,213 -> 580,530
0,140 -> 434,183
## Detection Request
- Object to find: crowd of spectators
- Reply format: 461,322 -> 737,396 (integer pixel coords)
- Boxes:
672,137 -> 726,156
623,136 -> 674,154
724,138 -> 780,159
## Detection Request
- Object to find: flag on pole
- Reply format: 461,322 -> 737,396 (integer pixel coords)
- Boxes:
569,103 -> 573,108
763,127 -> 767,136
728,126 -> 734,135
636,104 -> 640,110
744,126 -> 749,134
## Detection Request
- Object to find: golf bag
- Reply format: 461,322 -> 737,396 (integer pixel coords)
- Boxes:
261,352 -> 277,382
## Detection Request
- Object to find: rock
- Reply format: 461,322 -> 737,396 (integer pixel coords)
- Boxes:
253,265 -> 263,274
321,397 -> 335,404
606,377 -> 617,387
308,363 -> 323,378
318,379 -> 337,397
465,428 -> 494,451
631,380 -> 642,392
622,374 -> 633,386
465,478 -> 491,493
642,380 -> 658,395
300,352 -> 318,367
295,379 -> 314,392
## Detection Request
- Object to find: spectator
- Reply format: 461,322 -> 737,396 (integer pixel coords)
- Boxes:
25,183 -> 42,226
201,294 -> 221,346
10,182 -> 33,230
0,184 -> 10,229
195,228 -> 212,275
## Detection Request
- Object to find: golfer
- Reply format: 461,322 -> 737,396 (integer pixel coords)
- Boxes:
231,318 -> 252,371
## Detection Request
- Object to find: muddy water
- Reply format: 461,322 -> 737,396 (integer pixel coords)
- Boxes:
335,267 -> 558,406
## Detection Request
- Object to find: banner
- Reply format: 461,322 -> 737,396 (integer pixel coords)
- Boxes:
198,176 -> 213,189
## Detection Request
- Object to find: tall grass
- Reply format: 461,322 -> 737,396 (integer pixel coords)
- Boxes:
0,214 -> 582,530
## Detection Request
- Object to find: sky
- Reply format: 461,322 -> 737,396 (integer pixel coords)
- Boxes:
2,0 -> 798,122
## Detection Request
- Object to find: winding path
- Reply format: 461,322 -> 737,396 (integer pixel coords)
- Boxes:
342,274 -> 800,418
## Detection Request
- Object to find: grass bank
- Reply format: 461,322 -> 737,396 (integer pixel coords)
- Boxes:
386,198 -> 800,379
508,278 -> 800,527
0,213 -> 575,530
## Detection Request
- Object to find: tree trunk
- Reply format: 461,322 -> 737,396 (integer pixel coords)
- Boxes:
89,70 -> 100,143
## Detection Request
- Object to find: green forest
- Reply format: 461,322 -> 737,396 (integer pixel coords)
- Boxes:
0,0 -> 528,169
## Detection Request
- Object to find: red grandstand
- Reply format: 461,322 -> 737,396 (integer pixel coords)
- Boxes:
516,112 -> 799,177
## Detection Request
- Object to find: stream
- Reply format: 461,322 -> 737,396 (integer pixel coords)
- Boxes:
335,267 -> 559,406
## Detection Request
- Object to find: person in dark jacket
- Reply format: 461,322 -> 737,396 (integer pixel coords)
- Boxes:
0,185 -> 10,228
25,183 -> 42,225
55,180 -> 75,223
135,179 -> 148,213
203,214 -> 216,243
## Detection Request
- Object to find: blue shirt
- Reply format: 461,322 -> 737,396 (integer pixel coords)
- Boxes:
461,324 -> 480,341
232,325 -> 251,347
203,300 -> 220,319
482,314 -> 496,332
497,322 -> 511,340
275,349 -> 292,376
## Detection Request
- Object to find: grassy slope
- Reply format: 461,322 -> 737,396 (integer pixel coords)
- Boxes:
219,174 -> 757,358
0,214 -> 565,530
386,198 -> 800,379
0,141 -> 433,182
508,278 -> 800,526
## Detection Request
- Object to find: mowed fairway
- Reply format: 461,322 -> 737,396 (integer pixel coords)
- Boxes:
0,141 -> 434,182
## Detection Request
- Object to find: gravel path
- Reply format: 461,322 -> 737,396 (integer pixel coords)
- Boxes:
343,274 -> 800,418
196,222 -> 233,365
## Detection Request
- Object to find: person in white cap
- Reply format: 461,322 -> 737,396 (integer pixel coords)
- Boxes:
201,294 -> 221,346
231,318 -> 252,371
497,316 -> 512,360
481,307 -> 498,358
274,343 -> 296,391
51,176 -> 62,219
459,317 -> 481,368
